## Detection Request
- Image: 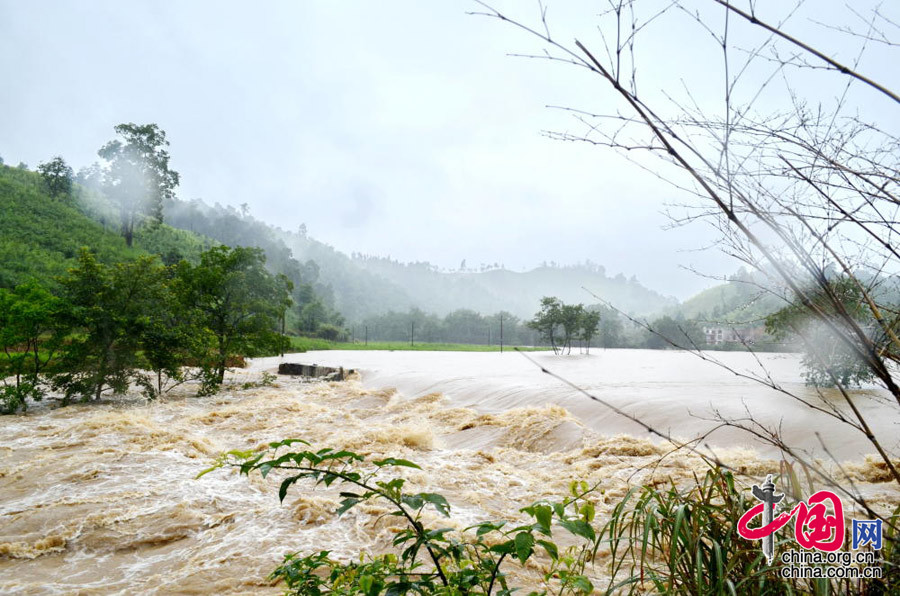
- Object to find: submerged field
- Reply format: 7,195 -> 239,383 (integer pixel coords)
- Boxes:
1,350 -> 898,594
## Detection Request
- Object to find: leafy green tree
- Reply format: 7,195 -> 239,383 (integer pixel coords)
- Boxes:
274,273 -> 294,355
98,123 -> 180,247
558,303 -> 586,354
51,250 -> 170,403
529,298 -> 602,354
443,308 -> 484,343
136,270 -> 200,397
766,276 -> 880,387
486,310 -> 519,347
177,245 -> 291,388
315,323 -> 346,342
36,156 -> 74,199
578,309 -> 601,354
298,297 -> 328,334
75,162 -> 104,192
528,296 -> 564,353
0,282 -> 67,413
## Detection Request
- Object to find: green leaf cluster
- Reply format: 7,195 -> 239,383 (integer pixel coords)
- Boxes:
0,281 -> 67,413
204,443 -> 900,595
97,123 -> 180,247
0,244 -> 292,411
176,245 -> 292,389
765,276 -> 884,387
206,441 -> 609,596
527,297 -> 601,354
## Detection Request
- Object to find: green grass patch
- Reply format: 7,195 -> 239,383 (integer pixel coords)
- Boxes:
288,337 -> 547,353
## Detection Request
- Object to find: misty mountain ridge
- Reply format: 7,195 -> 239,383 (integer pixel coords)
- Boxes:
162,197 -> 677,321
345,254 -> 677,319
1,165 -> 777,330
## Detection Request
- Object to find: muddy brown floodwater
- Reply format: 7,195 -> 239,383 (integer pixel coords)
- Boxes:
1,350 -> 898,594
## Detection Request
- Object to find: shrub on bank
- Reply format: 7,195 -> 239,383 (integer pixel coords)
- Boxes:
203,441 -> 900,595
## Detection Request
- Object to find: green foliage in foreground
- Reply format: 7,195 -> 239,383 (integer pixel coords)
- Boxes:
203,440 -> 602,595
203,442 -> 900,595
288,337 -> 546,353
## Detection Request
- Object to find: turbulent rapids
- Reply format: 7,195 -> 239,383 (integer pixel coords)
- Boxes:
1,350 -> 898,594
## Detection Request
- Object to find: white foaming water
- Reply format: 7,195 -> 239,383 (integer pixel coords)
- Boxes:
253,349 -> 900,461
1,349 -> 897,594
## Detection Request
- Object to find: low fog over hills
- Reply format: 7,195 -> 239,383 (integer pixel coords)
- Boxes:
164,197 -> 675,321
346,256 -> 675,319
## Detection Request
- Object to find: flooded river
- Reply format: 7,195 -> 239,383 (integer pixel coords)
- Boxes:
254,349 -> 900,460
2,349 -> 898,594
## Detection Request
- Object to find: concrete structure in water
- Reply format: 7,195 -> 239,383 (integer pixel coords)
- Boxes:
277,362 -> 354,381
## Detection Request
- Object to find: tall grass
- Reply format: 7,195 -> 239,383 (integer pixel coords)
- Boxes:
596,467 -> 900,595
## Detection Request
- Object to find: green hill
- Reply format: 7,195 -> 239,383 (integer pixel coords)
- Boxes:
0,165 -> 136,288
0,165 -> 213,289
2,162 -> 786,332
345,257 -> 676,319
674,269 -> 788,324
164,196 -> 677,321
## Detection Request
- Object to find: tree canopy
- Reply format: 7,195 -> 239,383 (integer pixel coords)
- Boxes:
176,245 -> 292,387
98,123 -> 180,247
527,297 -> 601,354
36,156 -> 73,200
766,276 -> 880,387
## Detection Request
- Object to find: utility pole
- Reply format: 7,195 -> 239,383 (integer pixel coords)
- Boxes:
365,325 -> 368,346
500,314 -> 504,353
411,321 -> 415,346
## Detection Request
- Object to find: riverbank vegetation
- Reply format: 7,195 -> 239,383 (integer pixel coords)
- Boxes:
4,0 -> 900,588
471,2 -> 900,594
1,244 -> 291,413
527,297 -> 601,355
206,440 -> 899,595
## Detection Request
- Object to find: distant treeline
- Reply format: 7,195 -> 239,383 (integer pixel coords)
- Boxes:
351,309 -> 531,346
352,305 -> 626,348
349,303 -> 781,353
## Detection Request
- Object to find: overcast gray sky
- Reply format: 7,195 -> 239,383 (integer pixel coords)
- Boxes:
3,1 -> 894,299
